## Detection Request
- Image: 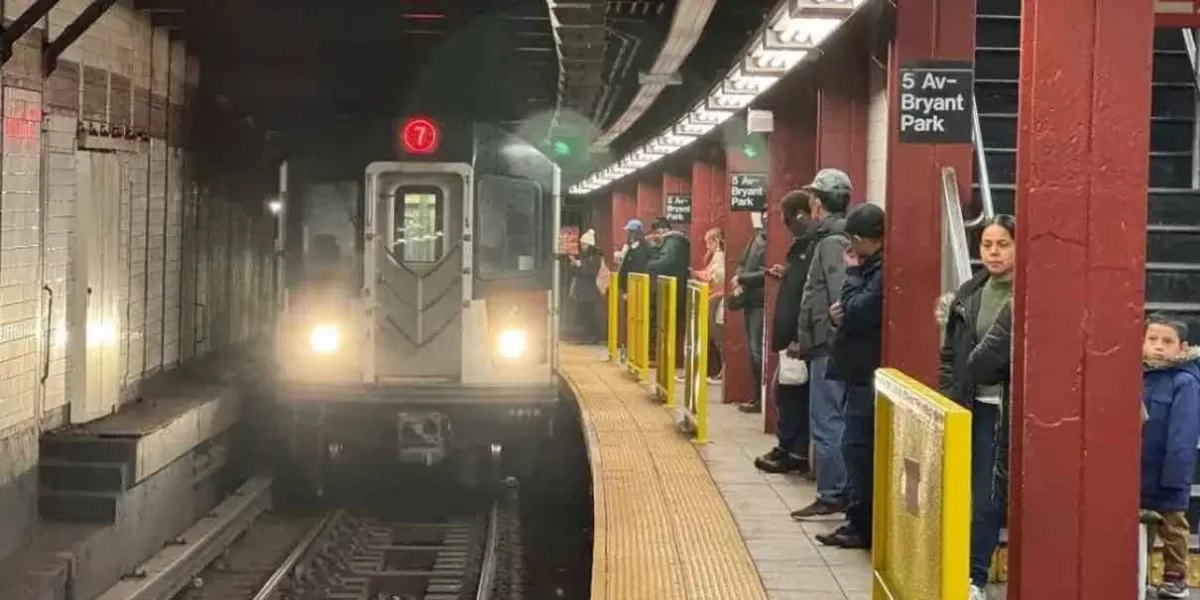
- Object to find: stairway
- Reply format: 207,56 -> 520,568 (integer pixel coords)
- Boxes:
38,436 -> 137,523
973,0 -> 1200,342
973,0 -> 1200,578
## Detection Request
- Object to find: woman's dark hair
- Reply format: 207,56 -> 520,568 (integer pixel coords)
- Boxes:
981,214 -> 1016,239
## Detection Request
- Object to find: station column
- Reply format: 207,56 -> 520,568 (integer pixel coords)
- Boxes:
636,178 -> 661,226
816,54 -> 869,205
1007,0 -> 1151,597
724,133 -> 769,407
662,170 -> 700,268
882,0 -> 975,386
611,188 -> 636,260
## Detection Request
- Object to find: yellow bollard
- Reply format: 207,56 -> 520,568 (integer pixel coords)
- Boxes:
626,273 -> 650,382
679,279 -> 709,443
653,276 -> 678,406
607,272 -> 620,362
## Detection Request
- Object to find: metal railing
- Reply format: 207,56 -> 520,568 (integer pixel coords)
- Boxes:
1183,29 -> 1200,189
607,271 -> 621,362
678,279 -> 710,444
625,273 -> 651,382
941,167 -> 974,297
967,95 -> 997,228
653,275 -> 679,407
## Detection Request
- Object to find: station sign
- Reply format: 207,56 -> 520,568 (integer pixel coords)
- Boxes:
898,60 -> 973,145
665,194 -> 692,224
1157,0 -> 1200,27
729,173 -> 767,212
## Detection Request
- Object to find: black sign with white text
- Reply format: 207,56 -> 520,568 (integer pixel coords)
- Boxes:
898,60 -> 974,144
730,173 -> 767,212
665,194 -> 692,224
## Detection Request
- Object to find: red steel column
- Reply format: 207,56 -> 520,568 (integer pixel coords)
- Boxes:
592,195 -> 613,265
663,170 -> 701,269
817,44 -> 870,206
636,177 -> 662,226
762,94 -> 818,433
882,0 -> 975,386
1007,0 -> 1151,597
724,133 -> 769,405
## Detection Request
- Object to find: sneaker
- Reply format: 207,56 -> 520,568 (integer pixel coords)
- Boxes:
790,498 -> 846,520
754,449 -> 808,474
814,524 -> 869,548
737,401 -> 762,414
707,374 -> 723,385
969,584 -> 988,600
1160,574 -> 1190,599
675,371 -> 686,383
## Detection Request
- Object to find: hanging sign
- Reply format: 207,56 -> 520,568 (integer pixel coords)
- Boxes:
664,194 -> 692,224
729,173 -> 767,212
1156,1 -> 1200,28
898,60 -> 973,144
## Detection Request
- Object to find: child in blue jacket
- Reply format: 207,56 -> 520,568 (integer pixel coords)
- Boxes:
1142,314 -> 1200,599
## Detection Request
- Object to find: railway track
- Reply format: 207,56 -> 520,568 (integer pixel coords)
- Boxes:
101,476 -> 523,600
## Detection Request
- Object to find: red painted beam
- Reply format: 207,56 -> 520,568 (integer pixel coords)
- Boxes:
662,171 -> 700,268
1007,0 -> 1151,597
724,129 -> 770,407
882,0 -> 975,388
611,188 -> 636,260
817,49 -> 870,207
636,178 -> 662,228
592,195 -> 612,266
761,96 -> 818,434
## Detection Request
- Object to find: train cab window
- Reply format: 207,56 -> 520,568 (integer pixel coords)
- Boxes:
475,175 -> 542,279
393,187 -> 445,263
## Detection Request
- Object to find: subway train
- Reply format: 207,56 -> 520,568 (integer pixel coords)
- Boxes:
266,117 -> 563,494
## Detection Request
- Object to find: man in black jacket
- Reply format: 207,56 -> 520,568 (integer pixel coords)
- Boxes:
647,217 -> 691,361
755,190 -> 818,474
817,202 -> 885,550
731,210 -> 768,411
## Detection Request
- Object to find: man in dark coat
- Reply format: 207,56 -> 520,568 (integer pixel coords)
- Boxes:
817,202 -> 885,549
731,210 -> 768,412
755,190 -> 819,474
647,217 -> 691,362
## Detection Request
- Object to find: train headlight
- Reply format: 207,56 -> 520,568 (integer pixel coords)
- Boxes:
496,328 -> 527,359
309,323 -> 341,355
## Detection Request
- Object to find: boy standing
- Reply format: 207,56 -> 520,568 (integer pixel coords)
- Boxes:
1142,315 -> 1200,599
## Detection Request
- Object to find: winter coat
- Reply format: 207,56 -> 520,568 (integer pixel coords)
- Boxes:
1141,347 -> 1200,512
769,232 -> 817,353
828,251 -> 884,385
732,229 -> 768,310
573,246 -> 602,303
938,270 -> 1014,408
797,215 -> 848,356
618,241 -> 651,292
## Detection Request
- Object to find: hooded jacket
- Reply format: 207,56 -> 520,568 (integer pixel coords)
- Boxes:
797,214 -> 848,355
1141,346 -> 1200,511
770,227 -> 819,353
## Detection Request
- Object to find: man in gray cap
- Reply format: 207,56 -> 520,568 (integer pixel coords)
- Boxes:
789,168 -> 852,520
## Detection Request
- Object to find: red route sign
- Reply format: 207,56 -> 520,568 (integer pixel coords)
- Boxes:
1157,0 -> 1200,27
401,116 -> 440,155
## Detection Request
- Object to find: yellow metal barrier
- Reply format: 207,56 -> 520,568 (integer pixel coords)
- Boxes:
653,276 -> 678,406
607,271 -> 621,362
872,368 -> 970,600
625,273 -> 651,381
677,279 -> 709,443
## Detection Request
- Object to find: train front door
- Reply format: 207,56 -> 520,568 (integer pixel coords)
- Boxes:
364,163 -> 471,383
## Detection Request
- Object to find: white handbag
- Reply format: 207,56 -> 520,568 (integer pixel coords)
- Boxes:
778,351 -> 809,385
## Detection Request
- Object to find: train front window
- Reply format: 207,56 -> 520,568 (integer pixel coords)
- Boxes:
393,187 -> 445,263
475,175 -> 542,279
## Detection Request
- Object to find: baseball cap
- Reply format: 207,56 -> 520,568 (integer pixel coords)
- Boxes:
805,168 -> 853,196
624,219 -> 643,231
844,203 -> 885,239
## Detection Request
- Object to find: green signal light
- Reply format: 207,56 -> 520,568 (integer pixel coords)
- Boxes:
741,143 -> 759,158
552,140 -> 572,156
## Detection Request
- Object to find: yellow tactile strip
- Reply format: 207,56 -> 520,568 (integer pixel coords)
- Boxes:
558,345 -> 769,600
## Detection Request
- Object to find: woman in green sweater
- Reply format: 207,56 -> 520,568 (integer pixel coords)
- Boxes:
937,215 -> 1016,599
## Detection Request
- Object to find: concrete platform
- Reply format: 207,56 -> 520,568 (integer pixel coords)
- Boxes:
0,350 -> 261,600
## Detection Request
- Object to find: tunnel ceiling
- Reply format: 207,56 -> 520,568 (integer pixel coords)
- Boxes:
141,0 -> 773,175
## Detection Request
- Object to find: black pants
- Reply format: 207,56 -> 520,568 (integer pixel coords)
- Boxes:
774,376 -> 811,458
842,381 -> 876,538
575,298 -> 601,342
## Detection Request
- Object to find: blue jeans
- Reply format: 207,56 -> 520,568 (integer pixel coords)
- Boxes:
841,382 -> 875,536
970,403 -> 1006,587
809,355 -> 846,504
744,305 -> 764,404
774,369 -> 810,456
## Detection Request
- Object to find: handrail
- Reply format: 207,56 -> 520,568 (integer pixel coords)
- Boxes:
941,167 -> 974,294
966,94 -> 997,228
1183,29 -> 1200,189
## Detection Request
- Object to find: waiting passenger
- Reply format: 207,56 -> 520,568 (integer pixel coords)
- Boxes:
937,215 -> 1016,598
618,219 -> 650,295
1140,314 -> 1200,600
791,169 -> 852,520
729,209 -> 768,412
646,217 -> 691,368
754,189 -> 820,475
569,229 -> 604,343
681,227 -> 726,382
817,202 -> 885,549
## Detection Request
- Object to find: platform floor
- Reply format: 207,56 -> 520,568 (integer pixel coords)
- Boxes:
559,344 -> 872,600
